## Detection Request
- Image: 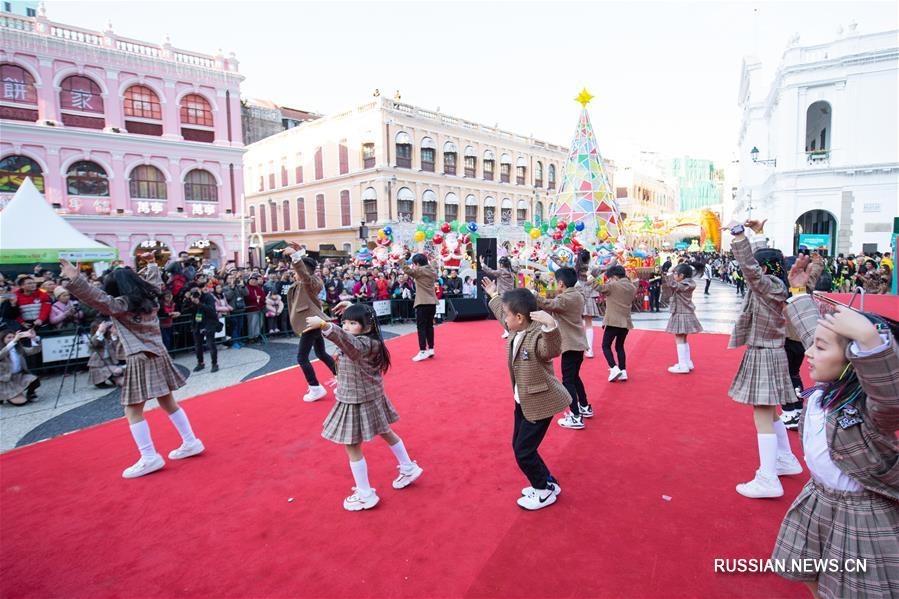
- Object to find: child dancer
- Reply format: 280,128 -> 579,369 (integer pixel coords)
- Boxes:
480,256 -> 516,338
664,263 -> 703,374
483,278 -> 570,510
60,257 -> 203,479
725,220 -> 802,498
574,250 -> 601,358
772,254 -> 898,598
402,254 -> 438,362
282,243 -> 337,402
88,319 -> 124,388
594,265 -> 636,382
306,303 -> 423,512
534,267 -> 591,429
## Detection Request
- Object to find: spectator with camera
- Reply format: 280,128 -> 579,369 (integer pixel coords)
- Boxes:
0,328 -> 41,405
187,288 -> 220,373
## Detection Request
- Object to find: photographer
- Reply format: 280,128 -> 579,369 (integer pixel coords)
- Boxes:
0,328 -> 41,405
88,319 -> 124,388
187,288 -> 220,373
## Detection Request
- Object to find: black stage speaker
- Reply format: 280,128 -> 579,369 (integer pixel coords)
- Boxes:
445,298 -> 489,322
475,237 -> 498,318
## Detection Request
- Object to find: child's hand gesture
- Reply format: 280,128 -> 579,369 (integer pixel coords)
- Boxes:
304,315 -> 327,333
332,300 -> 353,315
481,277 -> 497,296
529,310 -> 555,329
744,218 -> 767,234
819,306 -> 883,351
788,254 -> 812,289
59,258 -> 80,281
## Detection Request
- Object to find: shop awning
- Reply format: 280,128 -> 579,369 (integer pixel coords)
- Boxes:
264,240 -> 288,254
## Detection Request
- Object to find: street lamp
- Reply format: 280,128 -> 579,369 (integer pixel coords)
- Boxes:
750,146 -> 776,167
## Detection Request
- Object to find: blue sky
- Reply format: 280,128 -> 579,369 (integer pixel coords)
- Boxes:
45,1 -> 898,163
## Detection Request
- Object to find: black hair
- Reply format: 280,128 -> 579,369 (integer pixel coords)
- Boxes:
101,267 -> 160,314
673,263 -> 693,278
411,253 -> 428,267
754,248 -> 788,290
499,257 -> 512,269
577,249 -> 591,265
0,328 -> 15,342
606,265 -> 626,279
555,267 -> 577,288
300,256 -> 317,275
501,288 -> 537,317
342,303 -> 392,374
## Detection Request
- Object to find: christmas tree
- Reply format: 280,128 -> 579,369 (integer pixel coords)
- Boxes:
548,89 -> 622,242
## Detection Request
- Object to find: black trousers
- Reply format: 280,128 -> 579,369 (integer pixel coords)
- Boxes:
415,304 -> 437,351
297,328 -> 337,386
512,403 -> 552,490
194,328 -> 218,365
601,326 -> 629,369
649,287 -> 661,312
784,339 -> 806,411
561,350 -> 587,413
704,279 -> 712,294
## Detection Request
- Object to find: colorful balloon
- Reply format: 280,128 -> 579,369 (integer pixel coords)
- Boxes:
414,231 -> 425,242
529,228 -> 541,239
557,221 -> 568,231
459,233 -> 471,244
432,233 -> 444,245
383,226 -> 392,236
467,222 -> 478,233
441,222 -> 452,234
574,221 -> 585,232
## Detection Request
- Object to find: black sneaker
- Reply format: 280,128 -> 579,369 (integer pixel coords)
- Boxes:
781,410 -> 801,431
193,363 -> 205,372
210,364 -> 220,373
579,404 -> 594,418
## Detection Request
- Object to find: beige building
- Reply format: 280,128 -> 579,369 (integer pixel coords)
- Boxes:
613,150 -> 678,220
243,96 -> 567,256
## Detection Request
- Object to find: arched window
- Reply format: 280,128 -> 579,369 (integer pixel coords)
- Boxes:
0,64 -> 38,122
465,194 -> 478,222
397,186 -> 414,222
282,199 -> 291,230
314,147 -> 323,180
123,85 -> 161,119
362,186 -> 378,223
463,146 -> 476,178
535,161 -> 544,187
362,142 -> 376,168
483,150 -> 495,180
60,75 -> 104,114
129,165 -> 167,199
444,192 -> 459,222
66,160 -> 109,196
534,201 -> 544,224
420,137 -> 436,172
805,101 -> 832,161
501,198 -> 513,224
516,199 -> 528,224
484,196 -> 496,224
180,94 -> 213,126
422,189 -> 437,222
516,157 -> 527,185
184,169 -> 218,202
281,163 -> 288,187
500,154 -> 512,183
395,132 -> 412,168
443,141 -> 457,175
249,205 -> 256,234
0,155 -> 43,192
548,164 -> 556,189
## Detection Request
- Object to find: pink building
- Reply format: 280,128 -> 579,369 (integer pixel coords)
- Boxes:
0,6 -> 246,266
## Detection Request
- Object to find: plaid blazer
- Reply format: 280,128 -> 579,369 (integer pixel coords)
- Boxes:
595,278 -> 636,329
402,264 -> 437,307
321,324 -> 388,405
787,294 -> 899,500
489,296 -> 571,422
481,264 -> 516,294
287,254 -> 328,336
785,261 -> 823,342
728,236 -> 788,349
664,274 -> 698,315
535,288 -> 588,353
66,265 -> 168,357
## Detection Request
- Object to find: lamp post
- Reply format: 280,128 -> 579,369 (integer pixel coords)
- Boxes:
750,146 -> 776,167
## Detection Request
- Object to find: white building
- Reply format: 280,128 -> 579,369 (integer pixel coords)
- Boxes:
735,25 -> 898,256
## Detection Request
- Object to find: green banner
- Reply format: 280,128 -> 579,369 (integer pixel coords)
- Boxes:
0,248 -> 119,264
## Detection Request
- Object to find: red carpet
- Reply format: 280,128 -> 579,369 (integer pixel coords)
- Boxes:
1,322 -> 810,599
820,292 -> 898,319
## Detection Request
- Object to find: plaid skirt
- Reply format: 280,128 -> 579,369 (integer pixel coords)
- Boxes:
772,478 -> 899,598
322,397 -> 399,445
576,281 -> 601,317
88,363 -> 119,386
666,312 -> 703,335
728,346 -> 793,405
120,352 -> 186,406
0,371 -> 38,402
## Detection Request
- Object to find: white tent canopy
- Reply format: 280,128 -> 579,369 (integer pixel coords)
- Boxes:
0,177 -> 118,264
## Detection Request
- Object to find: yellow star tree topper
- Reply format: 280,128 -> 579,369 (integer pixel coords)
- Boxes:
575,87 -> 594,108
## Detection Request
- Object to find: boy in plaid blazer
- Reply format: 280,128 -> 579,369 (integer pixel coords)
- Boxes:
483,279 -> 572,511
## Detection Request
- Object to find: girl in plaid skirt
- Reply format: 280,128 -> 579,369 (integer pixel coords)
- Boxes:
772,255 -> 899,599
305,303 -> 423,512
664,263 -> 703,374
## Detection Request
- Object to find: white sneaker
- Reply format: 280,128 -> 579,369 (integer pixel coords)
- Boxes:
303,385 -> 327,402
688,361 -> 695,371
122,453 -> 165,479
168,439 -> 205,460
776,453 -> 803,476
608,366 -> 622,382
618,370 -> 628,381
522,481 -> 562,497
517,483 -> 559,510
578,404 -> 594,418
426,349 -> 434,358
557,412 -> 585,429
501,331 -> 510,339
667,364 -> 690,374
392,462 -> 424,489
343,487 -> 379,511
585,349 -> 594,358
736,470 -> 784,498
412,351 -> 428,362
780,409 -> 801,431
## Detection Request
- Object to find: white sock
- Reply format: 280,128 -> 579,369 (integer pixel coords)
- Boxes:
585,327 -> 594,352
129,420 -> 157,459
389,439 -> 413,468
168,408 -> 197,444
676,343 -> 688,366
349,458 -> 372,494
773,420 -> 792,456
757,433 -> 778,479
685,343 -> 692,365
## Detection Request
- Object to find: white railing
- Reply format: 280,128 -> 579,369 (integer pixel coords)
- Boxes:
0,14 -> 33,31
50,24 -> 101,45
173,51 -> 215,69
116,39 -> 161,58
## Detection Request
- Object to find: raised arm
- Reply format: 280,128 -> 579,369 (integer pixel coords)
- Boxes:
321,322 -> 372,362
64,275 -> 129,316
730,235 -> 786,300
138,263 -> 163,291
783,295 -> 819,350
850,337 -> 899,433
534,325 -> 562,361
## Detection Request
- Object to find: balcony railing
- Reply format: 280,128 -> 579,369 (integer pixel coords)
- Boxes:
806,150 -> 831,165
